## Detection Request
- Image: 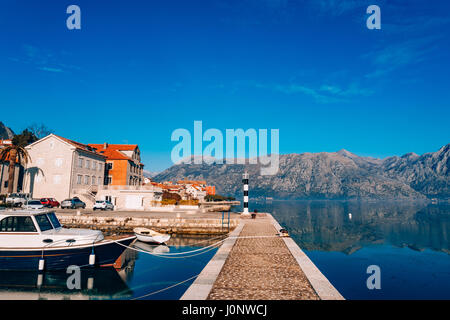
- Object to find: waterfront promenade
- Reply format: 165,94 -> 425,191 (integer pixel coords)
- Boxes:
182,214 -> 344,300
55,209 -> 240,235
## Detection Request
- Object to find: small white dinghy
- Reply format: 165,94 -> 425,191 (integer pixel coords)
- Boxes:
134,242 -> 170,254
134,228 -> 171,244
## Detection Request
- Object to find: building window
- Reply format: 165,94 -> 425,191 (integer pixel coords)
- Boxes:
85,160 -> 90,169
85,175 -> 90,185
55,158 -> 63,167
107,162 -> 113,170
53,175 -> 61,185
92,176 -> 96,185
106,176 -> 112,185
78,158 -> 83,168
98,177 -> 102,185
92,161 -> 96,170
77,175 -> 82,184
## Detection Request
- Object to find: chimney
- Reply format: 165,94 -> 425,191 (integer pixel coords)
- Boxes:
103,142 -> 108,149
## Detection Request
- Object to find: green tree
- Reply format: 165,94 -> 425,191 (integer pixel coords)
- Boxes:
12,129 -> 37,147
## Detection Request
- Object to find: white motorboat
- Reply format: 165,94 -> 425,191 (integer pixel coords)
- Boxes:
0,209 -> 136,271
134,227 -> 171,244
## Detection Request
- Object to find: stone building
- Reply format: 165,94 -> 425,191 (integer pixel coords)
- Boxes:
88,143 -> 144,186
24,134 -> 106,203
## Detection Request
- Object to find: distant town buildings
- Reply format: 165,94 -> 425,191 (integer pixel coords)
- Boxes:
2,133 -> 217,210
145,179 -> 215,202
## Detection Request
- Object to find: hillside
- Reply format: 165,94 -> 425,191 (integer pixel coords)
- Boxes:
154,144 -> 450,200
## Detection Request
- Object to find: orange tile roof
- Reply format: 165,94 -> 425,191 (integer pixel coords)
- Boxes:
0,139 -> 13,146
88,144 -> 138,161
178,180 -> 207,185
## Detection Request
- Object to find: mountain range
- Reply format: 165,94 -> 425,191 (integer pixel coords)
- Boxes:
0,122 -> 14,140
154,144 -> 450,200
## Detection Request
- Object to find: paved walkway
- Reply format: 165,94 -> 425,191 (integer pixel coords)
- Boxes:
207,217 -> 319,300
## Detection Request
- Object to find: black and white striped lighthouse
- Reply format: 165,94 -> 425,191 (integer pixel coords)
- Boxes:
242,171 -> 249,215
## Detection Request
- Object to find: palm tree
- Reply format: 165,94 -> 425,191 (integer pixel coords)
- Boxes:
0,144 -> 31,194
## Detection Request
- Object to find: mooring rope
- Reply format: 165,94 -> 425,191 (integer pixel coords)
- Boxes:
113,238 -> 227,256
169,234 -> 229,247
130,274 -> 200,300
144,242 -> 223,259
112,234 -> 281,258
127,235 -> 284,298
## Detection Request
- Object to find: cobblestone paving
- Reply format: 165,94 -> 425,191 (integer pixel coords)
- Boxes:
207,218 -> 319,300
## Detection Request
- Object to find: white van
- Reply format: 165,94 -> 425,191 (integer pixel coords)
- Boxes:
5,193 -> 31,207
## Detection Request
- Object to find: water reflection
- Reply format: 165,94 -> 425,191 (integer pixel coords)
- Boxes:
0,234 -> 221,300
0,267 -> 132,300
254,200 -> 450,254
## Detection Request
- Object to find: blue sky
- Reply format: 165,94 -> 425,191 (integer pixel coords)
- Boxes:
1,0 -> 449,171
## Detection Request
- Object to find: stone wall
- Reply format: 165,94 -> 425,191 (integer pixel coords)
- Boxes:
56,213 -> 239,235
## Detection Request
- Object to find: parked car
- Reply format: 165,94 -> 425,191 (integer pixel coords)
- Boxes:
93,200 -> 114,211
60,198 -> 86,209
40,198 -> 60,208
5,193 -> 30,207
22,199 -> 45,210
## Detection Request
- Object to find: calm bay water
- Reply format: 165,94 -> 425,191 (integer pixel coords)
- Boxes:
0,236 -> 218,300
1,201 -> 448,300
253,200 -> 450,299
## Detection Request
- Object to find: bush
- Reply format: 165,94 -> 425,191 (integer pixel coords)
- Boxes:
161,199 -> 177,205
162,191 -> 181,201
179,199 -> 199,205
205,194 -> 236,202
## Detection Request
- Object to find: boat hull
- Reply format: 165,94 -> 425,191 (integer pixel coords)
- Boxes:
0,236 -> 136,271
135,233 -> 171,244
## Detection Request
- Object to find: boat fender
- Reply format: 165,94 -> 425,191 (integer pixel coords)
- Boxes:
38,258 -> 45,271
37,274 -> 44,288
89,246 -> 96,266
89,253 -> 96,266
87,277 -> 94,290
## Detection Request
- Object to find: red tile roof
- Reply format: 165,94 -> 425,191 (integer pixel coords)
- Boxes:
88,144 -> 138,161
0,139 -> 13,146
178,180 -> 207,185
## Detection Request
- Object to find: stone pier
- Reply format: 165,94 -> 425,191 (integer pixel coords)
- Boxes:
181,214 -> 344,300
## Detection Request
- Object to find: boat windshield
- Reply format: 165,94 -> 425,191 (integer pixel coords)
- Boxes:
35,214 -> 53,232
47,212 -> 62,229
